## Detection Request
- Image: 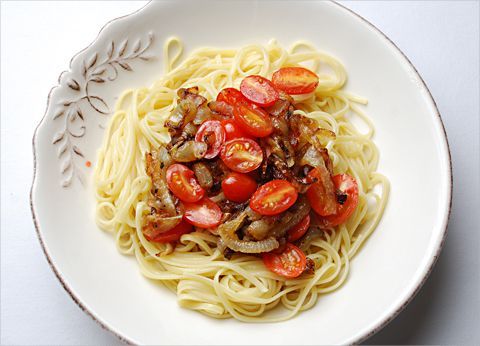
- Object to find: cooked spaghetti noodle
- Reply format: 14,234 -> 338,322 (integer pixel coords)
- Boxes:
94,38 -> 389,322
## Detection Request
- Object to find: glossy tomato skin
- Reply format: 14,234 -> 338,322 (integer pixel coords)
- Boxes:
306,168 -> 337,217
240,75 -> 279,107
183,198 -> 223,228
322,174 -> 359,227
262,243 -> 307,278
221,119 -> 250,140
220,138 -> 263,173
222,172 -> 258,203
195,120 -> 226,159
288,215 -> 311,242
217,87 -> 246,105
166,164 -> 205,203
250,180 -> 298,216
272,67 -> 319,95
233,102 -> 273,138
146,221 -> 193,243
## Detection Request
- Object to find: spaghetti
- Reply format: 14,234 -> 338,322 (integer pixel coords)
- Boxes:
94,38 -> 389,322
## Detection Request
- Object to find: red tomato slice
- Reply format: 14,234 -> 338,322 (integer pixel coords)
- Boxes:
288,215 -> 311,242
220,138 -> 263,173
195,120 -> 226,159
272,67 -> 319,95
166,164 -> 205,203
217,87 -> 247,105
183,198 -> 222,228
221,172 -> 258,203
240,75 -> 279,107
262,243 -> 307,278
145,221 -> 193,243
221,119 -> 250,140
250,180 -> 298,216
306,168 -> 337,216
233,102 -> 273,138
322,174 -> 359,227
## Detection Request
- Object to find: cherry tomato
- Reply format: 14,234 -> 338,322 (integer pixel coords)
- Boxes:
306,168 -> 337,216
145,221 -> 193,243
217,87 -> 246,105
262,243 -> 307,278
195,120 -> 226,159
233,102 -> 273,138
166,164 -> 205,203
288,215 -> 311,242
183,198 -> 222,228
221,172 -> 258,203
221,119 -> 250,140
272,67 -> 319,95
250,180 -> 298,216
220,138 -> 263,173
322,174 -> 359,227
240,75 -> 279,107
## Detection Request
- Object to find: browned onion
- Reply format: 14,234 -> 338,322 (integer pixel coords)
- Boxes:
143,214 -> 183,239
269,197 -> 311,238
171,140 -> 207,162
216,212 -> 279,253
192,162 -> 213,189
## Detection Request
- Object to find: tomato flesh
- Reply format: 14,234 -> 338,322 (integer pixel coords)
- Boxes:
306,168 -> 337,216
195,120 -> 226,159
166,164 -> 205,203
262,243 -> 307,278
240,75 -> 279,107
183,198 -> 223,228
233,102 -> 273,138
288,215 -> 311,242
221,119 -> 250,140
145,221 -> 193,243
217,87 -> 246,105
220,138 -> 263,173
222,172 -> 258,203
322,174 -> 359,227
272,67 -> 319,95
250,180 -> 298,216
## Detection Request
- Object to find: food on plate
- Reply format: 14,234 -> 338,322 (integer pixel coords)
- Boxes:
95,38 -> 389,322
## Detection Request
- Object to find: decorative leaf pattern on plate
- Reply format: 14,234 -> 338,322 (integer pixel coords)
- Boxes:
52,32 -> 154,187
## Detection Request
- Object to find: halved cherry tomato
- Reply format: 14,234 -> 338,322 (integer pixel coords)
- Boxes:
221,172 -> 258,203
145,221 -> 193,243
288,215 -> 311,242
306,168 -> 337,216
250,180 -> 298,216
262,243 -> 307,278
272,67 -> 319,95
233,102 -> 273,137
195,120 -> 226,159
220,138 -> 263,173
322,174 -> 359,227
183,198 -> 222,228
221,119 -> 250,140
240,75 -> 279,107
166,164 -> 205,203
216,87 -> 246,105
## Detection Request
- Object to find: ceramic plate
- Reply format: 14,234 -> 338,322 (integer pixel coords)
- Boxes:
31,1 -> 452,344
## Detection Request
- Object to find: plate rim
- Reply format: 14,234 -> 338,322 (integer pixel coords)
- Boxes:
29,1 -> 453,344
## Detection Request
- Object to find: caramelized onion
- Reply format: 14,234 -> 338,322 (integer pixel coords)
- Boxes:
171,140 -> 207,162
192,162 -> 213,189
217,212 -> 279,253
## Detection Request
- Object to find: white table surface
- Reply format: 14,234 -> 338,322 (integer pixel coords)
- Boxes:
1,1 -> 479,345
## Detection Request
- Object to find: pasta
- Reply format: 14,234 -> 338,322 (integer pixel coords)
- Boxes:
94,38 -> 389,322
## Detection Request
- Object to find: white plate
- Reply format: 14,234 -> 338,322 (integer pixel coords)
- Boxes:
30,1 -> 452,344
